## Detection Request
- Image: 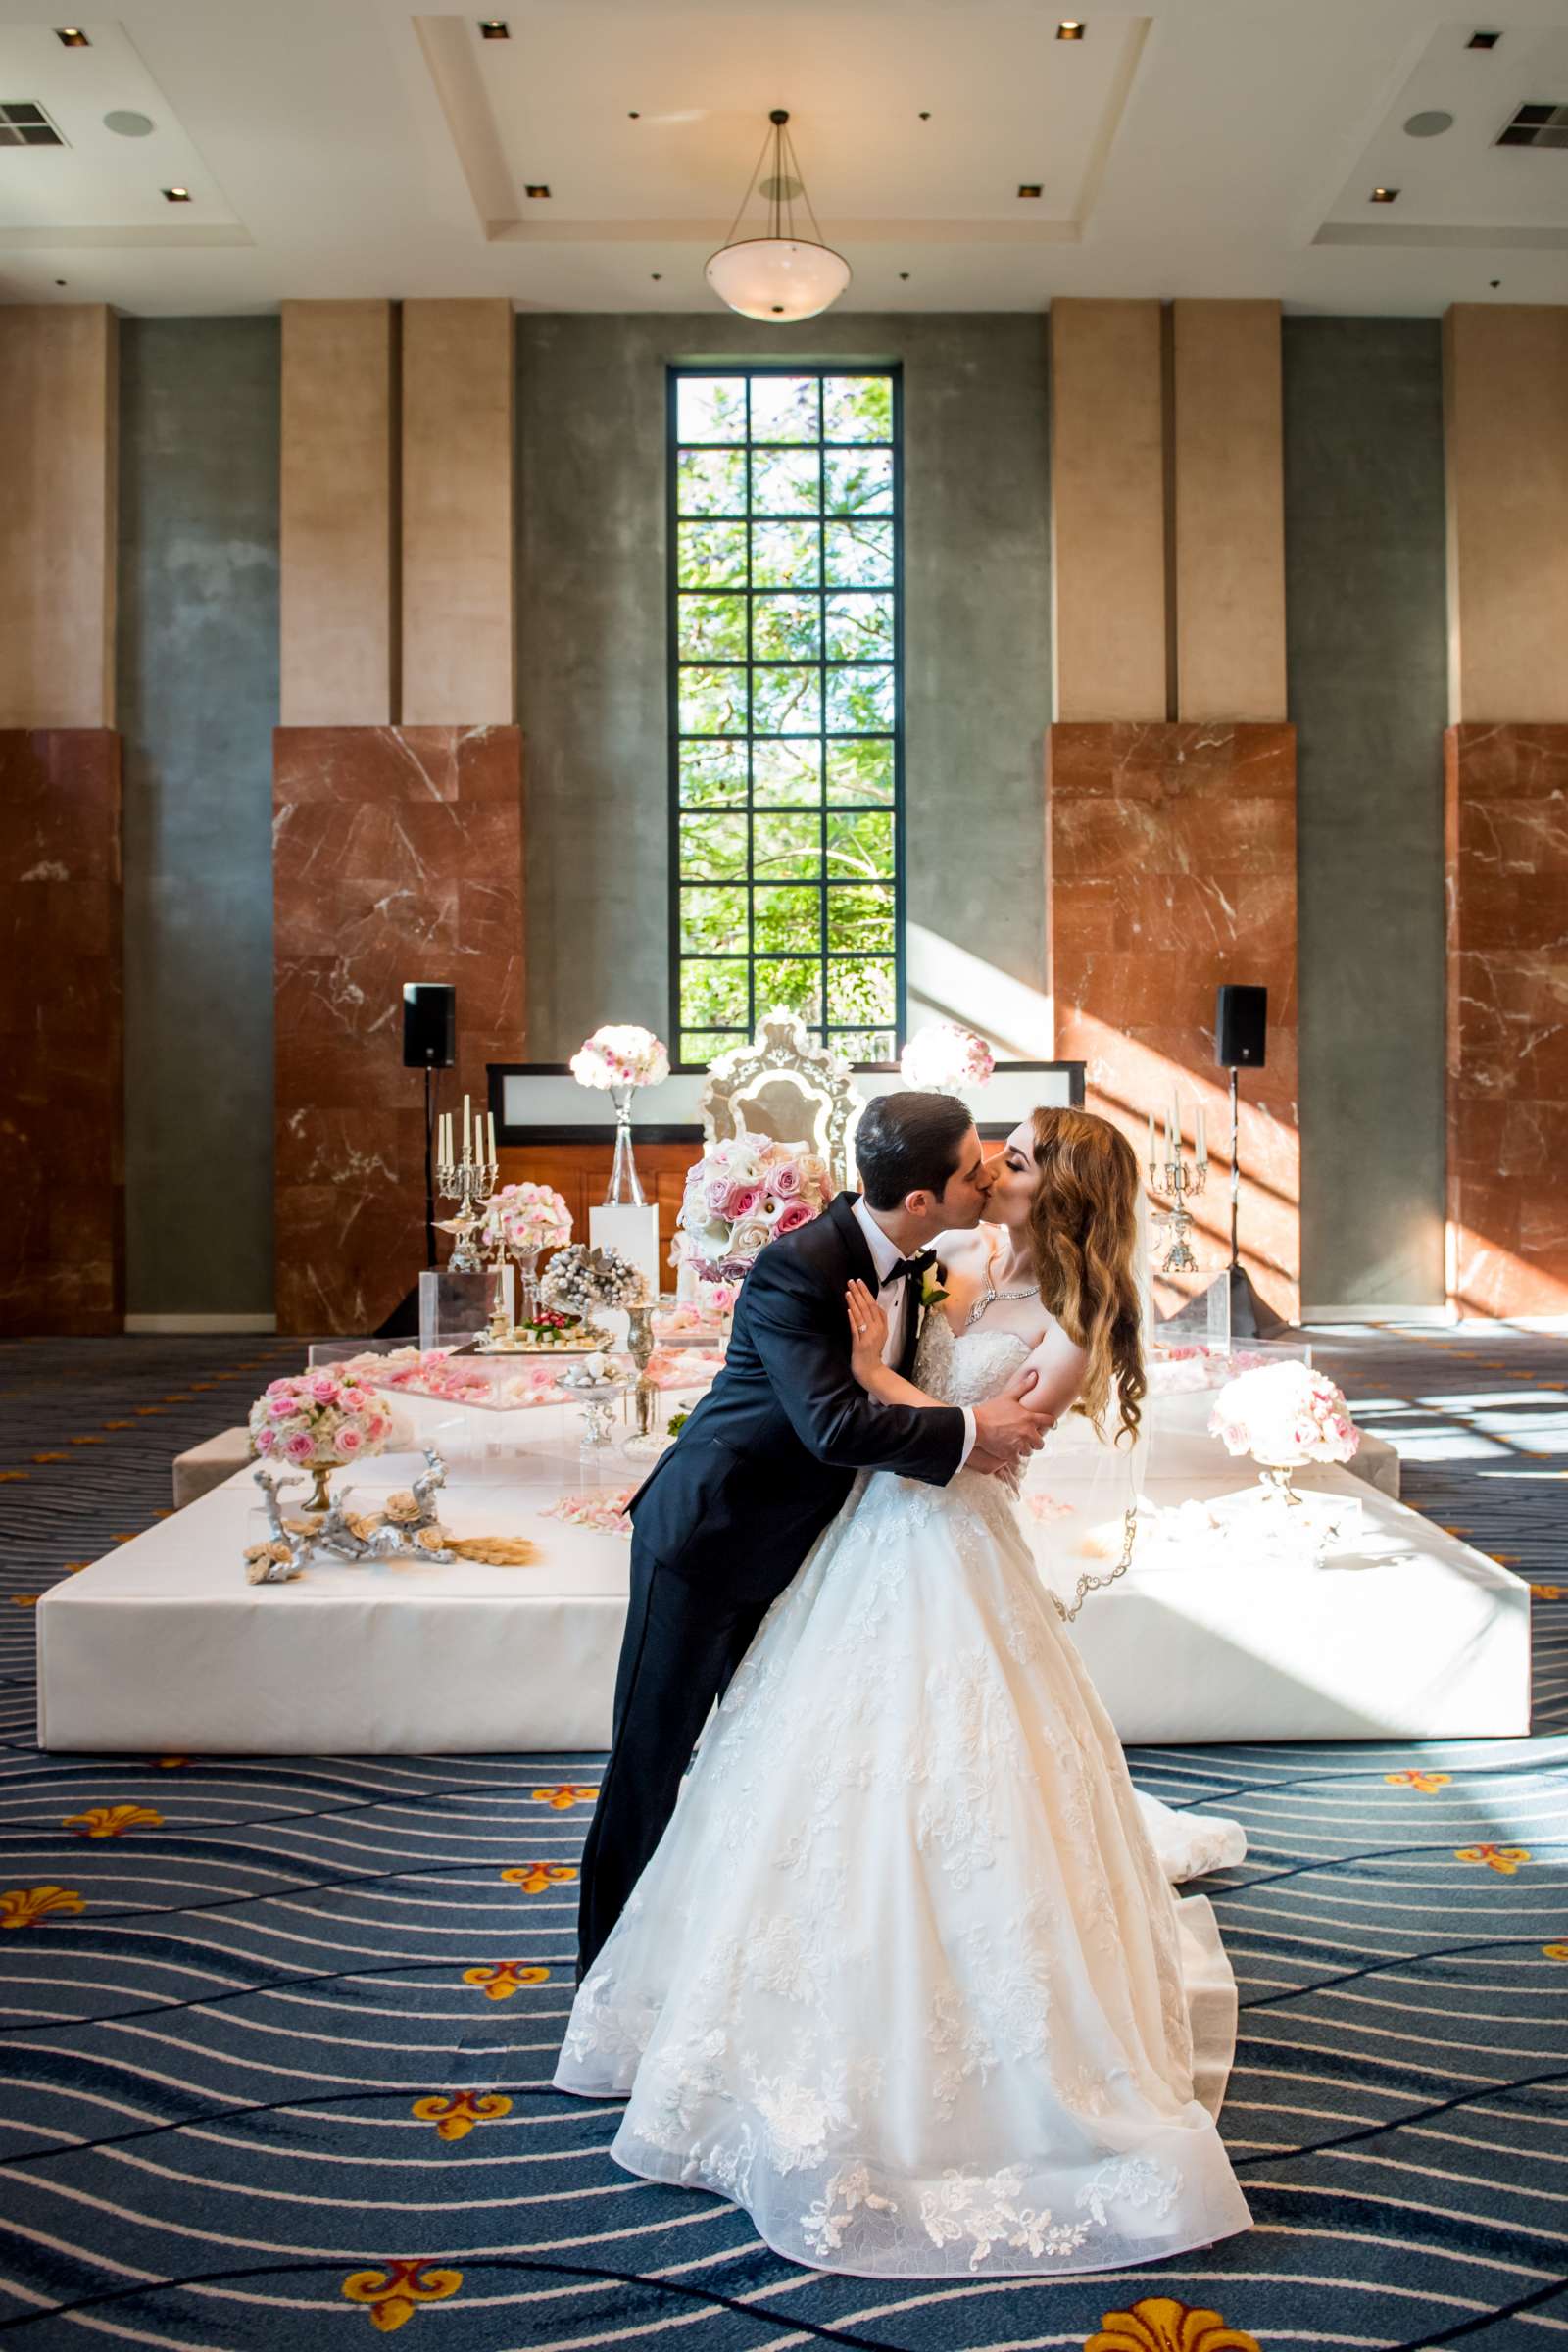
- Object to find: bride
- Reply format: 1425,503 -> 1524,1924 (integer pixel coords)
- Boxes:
555,1107 -> 1252,2278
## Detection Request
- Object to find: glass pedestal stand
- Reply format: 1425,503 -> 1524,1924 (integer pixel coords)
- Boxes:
606,1083 -> 645,1205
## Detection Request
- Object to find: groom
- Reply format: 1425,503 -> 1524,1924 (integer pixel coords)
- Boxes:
575,1089 -> 1054,1975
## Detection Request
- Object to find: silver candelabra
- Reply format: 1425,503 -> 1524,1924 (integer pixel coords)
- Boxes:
1149,1148 -> 1207,1276
437,1141 -> 497,1273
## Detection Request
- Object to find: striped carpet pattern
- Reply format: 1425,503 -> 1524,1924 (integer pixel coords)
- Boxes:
0,1326 -> 1563,2350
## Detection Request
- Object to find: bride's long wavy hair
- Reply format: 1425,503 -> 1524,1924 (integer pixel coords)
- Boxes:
1022,1107 -> 1146,1445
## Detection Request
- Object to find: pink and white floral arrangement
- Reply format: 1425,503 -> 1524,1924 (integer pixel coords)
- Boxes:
899,1022 -> 995,1094
569,1024 -> 670,1093
483,1181 -> 572,1259
675,1128 -> 830,1301
1209,1360 -> 1360,1469
248,1370 -> 396,1469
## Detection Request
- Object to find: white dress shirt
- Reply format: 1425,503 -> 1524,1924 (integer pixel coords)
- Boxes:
852,1198 -> 977,1467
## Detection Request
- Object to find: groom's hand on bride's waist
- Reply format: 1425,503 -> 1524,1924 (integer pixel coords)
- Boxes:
969,1367 -> 1054,1477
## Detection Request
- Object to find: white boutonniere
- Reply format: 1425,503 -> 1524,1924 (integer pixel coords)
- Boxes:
918,1264 -> 949,1319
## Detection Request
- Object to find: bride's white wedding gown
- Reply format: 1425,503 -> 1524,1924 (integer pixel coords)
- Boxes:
555,1313 -> 1252,2278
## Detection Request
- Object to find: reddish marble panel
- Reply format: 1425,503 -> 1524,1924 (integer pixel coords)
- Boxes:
273,724 -> 525,1335
0,730 -> 123,1334
1047,721 -> 1299,1321
1446,723 -> 1568,1317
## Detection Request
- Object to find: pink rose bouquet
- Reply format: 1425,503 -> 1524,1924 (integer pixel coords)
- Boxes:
1208,1360 -> 1360,1469
899,1022 -> 995,1095
484,1181 -> 571,1258
247,1370 -> 396,1470
674,1126 -> 830,1298
569,1024 -> 669,1092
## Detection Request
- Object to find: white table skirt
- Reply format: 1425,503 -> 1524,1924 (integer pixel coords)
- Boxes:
38,1400 -> 1527,1753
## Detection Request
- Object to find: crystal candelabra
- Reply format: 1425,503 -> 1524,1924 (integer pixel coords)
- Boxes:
437,1139 -> 497,1274
1149,1145 -> 1207,1275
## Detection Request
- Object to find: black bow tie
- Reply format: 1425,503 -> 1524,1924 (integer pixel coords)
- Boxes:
880,1248 -> 936,1292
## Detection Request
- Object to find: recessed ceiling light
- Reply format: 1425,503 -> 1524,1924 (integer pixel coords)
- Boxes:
163,185 -> 191,202
628,110 -> 640,119
899,270 -> 910,280
478,18 -> 510,36
525,183 -> 550,199
55,26 -> 89,46
1404,109 -> 1454,137
651,271 -> 662,280
104,109 -> 156,137
1056,19 -> 1086,38
1370,185 -> 1399,202
918,110 -> 931,121
1017,183 -> 1043,199
1467,28 -> 1501,48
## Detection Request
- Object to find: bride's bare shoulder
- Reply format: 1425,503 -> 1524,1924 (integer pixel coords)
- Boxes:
935,1227 -> 991,1273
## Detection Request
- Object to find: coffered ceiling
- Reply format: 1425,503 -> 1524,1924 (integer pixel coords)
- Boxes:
0,0 -> 1565,314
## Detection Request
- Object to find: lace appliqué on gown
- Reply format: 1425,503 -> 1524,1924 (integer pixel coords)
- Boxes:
555,1312 -> 1251,2278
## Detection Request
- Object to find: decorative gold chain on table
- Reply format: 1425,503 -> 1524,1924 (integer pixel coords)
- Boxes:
1050,1502 -> 1140,1623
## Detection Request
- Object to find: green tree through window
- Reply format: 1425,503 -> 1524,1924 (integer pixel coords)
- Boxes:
669,368 -> 903,1067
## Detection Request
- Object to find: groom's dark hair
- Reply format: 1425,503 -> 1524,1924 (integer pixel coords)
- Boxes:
856,1092 -> 975,1210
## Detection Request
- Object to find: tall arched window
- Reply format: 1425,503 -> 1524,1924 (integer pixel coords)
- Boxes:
669,366 -> 904,1068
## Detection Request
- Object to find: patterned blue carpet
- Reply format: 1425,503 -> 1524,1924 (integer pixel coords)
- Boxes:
0,1326 -> 1564,2351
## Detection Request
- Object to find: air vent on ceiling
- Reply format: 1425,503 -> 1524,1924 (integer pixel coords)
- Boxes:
1496,102 -> 1568,149
0,102 -> 65,147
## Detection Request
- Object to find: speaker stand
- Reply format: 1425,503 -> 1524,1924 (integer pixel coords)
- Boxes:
373,1064 -> 441,1340
1164,1263 -> 1294,1341
1162,1065 -> 1296,1341
423,1062 -> 438,1271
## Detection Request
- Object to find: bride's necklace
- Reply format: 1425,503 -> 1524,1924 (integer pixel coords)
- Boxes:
964,1239 -> 1038,1329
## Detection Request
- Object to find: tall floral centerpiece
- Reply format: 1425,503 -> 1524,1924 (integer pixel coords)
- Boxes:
675,1129 -> 830,1309
247,1372 -> 397,1514
1209,1360 -> 1360,1507
900,1022 -> 995,1097
569,1025 -> 670,1205
483,1181 -> 572,1326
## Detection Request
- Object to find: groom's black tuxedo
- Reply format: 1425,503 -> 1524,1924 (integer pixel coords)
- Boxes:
576,1192 -> 968,1973
627,1190 -> 967,1607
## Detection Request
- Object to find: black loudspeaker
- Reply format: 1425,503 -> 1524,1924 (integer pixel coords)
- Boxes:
1215,984 -> 1267,1070
403,983 -> 456,1069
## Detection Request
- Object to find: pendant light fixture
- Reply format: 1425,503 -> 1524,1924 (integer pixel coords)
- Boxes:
706,109 -> 851,322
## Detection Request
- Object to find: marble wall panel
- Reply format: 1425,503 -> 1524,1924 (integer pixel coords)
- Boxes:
1445,723 -> 1568,1316
0,730 -> 123,1333
273,724 -> 525,1334
1047,721 -> 1299,1320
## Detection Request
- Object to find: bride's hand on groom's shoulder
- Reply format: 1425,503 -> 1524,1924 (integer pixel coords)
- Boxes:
844,1278 -> 890,1388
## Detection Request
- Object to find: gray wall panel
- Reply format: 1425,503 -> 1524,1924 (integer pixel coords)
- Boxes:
119,316 -> 279,1317
1285,316 -> 1448,1309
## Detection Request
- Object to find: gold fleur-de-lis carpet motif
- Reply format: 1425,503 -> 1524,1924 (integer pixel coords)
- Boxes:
0,1328 -> 1564,2347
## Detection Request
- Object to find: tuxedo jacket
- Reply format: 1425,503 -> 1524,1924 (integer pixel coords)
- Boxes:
627,1191 -> 968,1607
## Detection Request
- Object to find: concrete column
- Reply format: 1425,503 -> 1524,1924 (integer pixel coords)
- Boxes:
1172,299 -> 1287,722
0,305 -> 118,729
279,300 -> 396,725
400,298 -> 515,725
1049,299 -> 1166,722
1444,304 -> 1568,724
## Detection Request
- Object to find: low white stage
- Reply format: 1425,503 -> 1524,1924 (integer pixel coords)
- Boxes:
37,1390 -> 1529,1753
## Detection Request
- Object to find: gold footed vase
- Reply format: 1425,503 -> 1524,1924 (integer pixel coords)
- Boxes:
304,1460 -> 336,1515
1255,1458 -> 1305,1507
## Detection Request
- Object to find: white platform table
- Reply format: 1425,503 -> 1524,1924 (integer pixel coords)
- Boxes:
41,1397 -> 1525,1753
